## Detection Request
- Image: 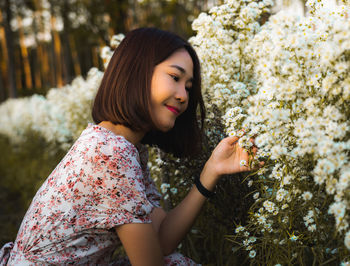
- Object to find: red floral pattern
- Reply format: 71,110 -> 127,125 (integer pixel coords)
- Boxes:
2,124 -> 199,265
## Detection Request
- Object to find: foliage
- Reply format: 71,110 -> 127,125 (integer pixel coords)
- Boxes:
0,134 -> 65,246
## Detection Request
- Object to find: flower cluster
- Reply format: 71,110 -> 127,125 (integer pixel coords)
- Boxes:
0,68 -> 103,149
220,1 -> 350,263
189,0 -> 273,116
100,34 -> 125,69
0,32 -> 123,148
303,209 -> 317,232
189,0 -> 350,263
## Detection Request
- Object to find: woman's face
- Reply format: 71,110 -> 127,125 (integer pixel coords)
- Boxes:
149,48 -> 193,132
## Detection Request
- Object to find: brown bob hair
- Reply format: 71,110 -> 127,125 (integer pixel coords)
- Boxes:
92,27 -> 206,158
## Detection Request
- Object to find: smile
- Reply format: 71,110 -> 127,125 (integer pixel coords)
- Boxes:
165,105 -> 180,115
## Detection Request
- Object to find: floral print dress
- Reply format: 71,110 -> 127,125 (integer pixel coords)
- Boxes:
0,124 -> 199,265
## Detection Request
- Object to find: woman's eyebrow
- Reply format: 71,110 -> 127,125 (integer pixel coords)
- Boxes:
169,65 -> 193,81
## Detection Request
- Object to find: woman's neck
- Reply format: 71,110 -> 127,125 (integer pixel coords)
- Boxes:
98,121 -> 145,146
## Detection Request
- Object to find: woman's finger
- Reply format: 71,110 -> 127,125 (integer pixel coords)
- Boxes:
227,136 -> 240,146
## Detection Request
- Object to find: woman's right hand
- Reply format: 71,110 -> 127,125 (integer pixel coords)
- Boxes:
205,136 -> 257,178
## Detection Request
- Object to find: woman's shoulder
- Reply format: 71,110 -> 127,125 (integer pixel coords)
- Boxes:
76,123 -> 140,158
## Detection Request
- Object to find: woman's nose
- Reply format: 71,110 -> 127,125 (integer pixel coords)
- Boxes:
175,84 -> 188,103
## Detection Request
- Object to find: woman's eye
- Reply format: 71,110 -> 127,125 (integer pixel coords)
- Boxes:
170,74 -> 179,82
185,86 -> 191,92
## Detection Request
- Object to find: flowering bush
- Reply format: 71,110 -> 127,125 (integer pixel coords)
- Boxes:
214,1 -> 350,264
189,0 -> 272,114
0,34 -> 123,150
185,0 -> 350,264
0,67 -> 103,150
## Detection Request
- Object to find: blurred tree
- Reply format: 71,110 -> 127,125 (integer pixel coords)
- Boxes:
0,0 -> 17,99
17,15 -> 33,89
0,0 -> 220,101
128,0 -> 215,39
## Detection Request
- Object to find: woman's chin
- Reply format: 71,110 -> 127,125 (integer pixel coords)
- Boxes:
150,119 -> 176,133
159,124 -> 175,133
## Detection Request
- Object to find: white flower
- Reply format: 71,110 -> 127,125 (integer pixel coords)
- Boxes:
160,183 -> 170,194
308,224 -> 317,232
237,130 -> 245,137
243,239 -> 250,246
290,234 -> 298,241
248,180 -> 253,187
306,0 -> 316,8
253,192 -> 260,200
328,201 -> 346,222
276,188 -> 288,202
229,131 -> 237,137
302,191 -> 313,201
240,160 -> 248,167
337,169 -> 350,191
170,188 -> 178,194
249,236 -> 257,243
345,231 -> 350,250
249,250 -> 256,258
110,33 -> 124,48
256,215 -> 266,225
263,200 -> 276,213
235,226 -> 245,233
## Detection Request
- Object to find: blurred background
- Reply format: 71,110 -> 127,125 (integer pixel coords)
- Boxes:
0,0 -> 223,102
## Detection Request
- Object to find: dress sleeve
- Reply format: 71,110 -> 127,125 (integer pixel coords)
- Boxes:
78,137 -> 155,230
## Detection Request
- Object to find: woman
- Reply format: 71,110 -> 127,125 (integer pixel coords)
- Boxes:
1,28 -> 255,265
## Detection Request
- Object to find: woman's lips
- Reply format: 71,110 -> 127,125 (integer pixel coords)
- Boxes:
165,105 -> 180,115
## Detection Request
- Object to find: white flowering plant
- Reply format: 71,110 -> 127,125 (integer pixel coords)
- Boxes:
0,68 -> 103,150
211,1 -> 350,264
189,0 -> 273,114
0,33 -> 125,149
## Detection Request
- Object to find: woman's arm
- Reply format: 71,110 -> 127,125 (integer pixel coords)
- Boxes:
152,162 -> 218,255
115,136 -> 255,260
115,223 -> 164,266
154,135 -> 255,255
